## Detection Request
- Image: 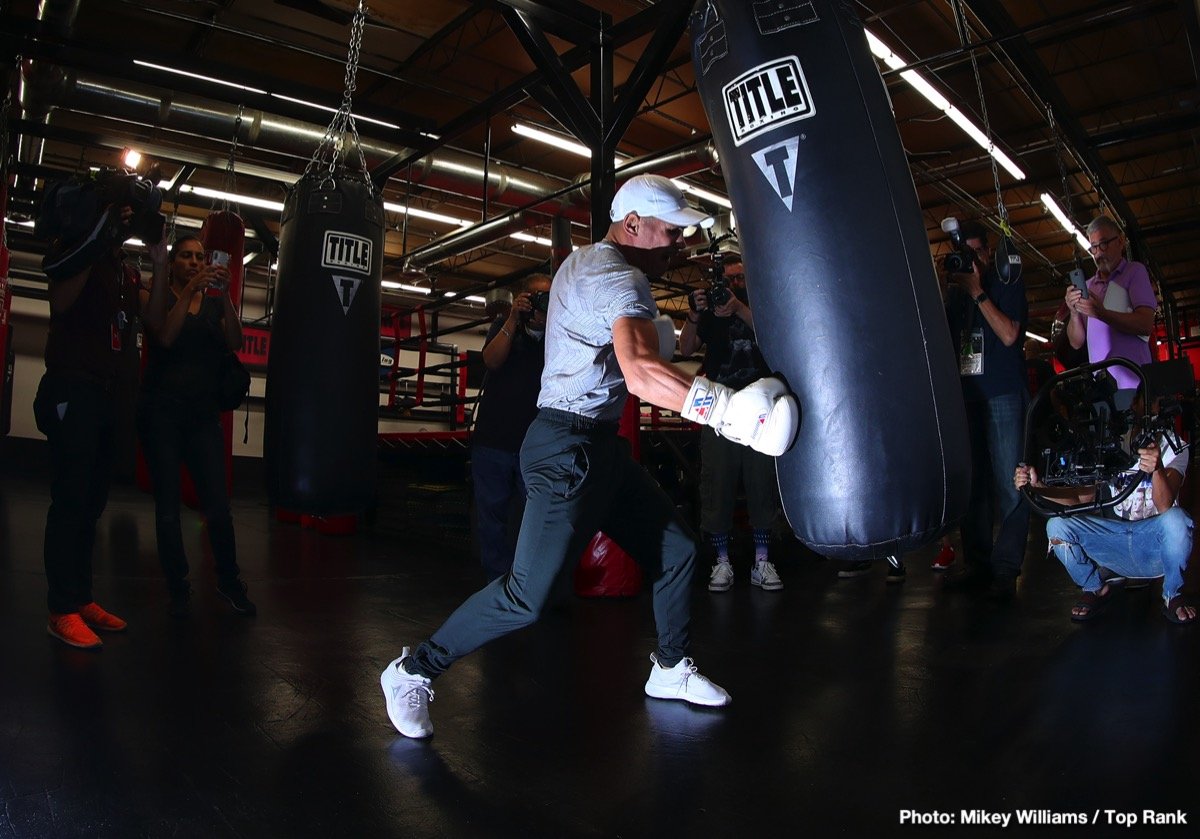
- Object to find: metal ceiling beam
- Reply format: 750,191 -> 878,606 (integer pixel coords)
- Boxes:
500,6 -> 600,144
370,3 -> 669,185
494,0 -> 606,45
604,1 -> 692,147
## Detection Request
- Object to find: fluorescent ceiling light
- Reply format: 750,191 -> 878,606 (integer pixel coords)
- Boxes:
1039,193 -> 1090,250
134,60 -> 268,95
270,93 -> 400,131
122,148 -> 142,168
510,231 -> 553,247
674,182 -> 733,210
1025,331 -> 1048,343
160,183 -> 285,212
512,122 -> 625,167
865,30 -> 1025,181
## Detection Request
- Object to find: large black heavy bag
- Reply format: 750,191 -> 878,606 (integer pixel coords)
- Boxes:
690,0 -> 969,558
265,169 -> 383,514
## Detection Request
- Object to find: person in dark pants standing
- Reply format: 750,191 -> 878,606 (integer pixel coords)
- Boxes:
380,174 -> 800,738
943,221 -> 1030,601
677,258 -> 783,592
35,205 -> 155,649
138,236 -> 254,617
471,274 -> 551,581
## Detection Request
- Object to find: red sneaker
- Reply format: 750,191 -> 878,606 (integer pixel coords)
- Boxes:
80,602 -> 128,632
931,544 -> 956,571
47,613 -> 103,649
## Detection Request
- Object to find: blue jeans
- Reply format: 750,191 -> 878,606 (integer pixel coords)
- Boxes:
411,409 -> 696,678
961,391 -> 1030,579
1046,507 -> 1193,604
471,444 -> 526,581
137,396 -> 240,594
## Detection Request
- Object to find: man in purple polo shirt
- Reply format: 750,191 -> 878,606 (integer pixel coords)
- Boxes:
1063,215 -> 1157,403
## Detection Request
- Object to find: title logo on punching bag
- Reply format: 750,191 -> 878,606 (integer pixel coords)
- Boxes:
321,231 -> 372,274
722,56 -> 815,147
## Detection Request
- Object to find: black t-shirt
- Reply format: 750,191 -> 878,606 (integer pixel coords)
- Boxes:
43,249 -> 140,382
696,310 -> 770,388
141,291 -> 228,413
944,267 -> 1028,402
471,317 -> 547,452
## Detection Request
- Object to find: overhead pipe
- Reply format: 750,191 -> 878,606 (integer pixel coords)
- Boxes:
19,61 -> 723,263
404,211 -> 536,270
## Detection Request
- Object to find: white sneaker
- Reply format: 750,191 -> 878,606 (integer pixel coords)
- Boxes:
708,561 -> 734,592
751,560 -> 783,591
380,647 -> 435,738
644,654 -> 731,707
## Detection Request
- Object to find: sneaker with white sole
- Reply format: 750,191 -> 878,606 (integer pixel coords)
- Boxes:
644,653 -> 731,707
707,561 -> 734,592
380,647 -> 435,738
837,560 -> 872,579
750,560 -> 783,591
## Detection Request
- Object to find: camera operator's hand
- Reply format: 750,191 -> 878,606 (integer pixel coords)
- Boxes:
689,288 -> 710,313
1013,463 -> 1040,491
1137,442 -> 1162,474
958,261 -> 984,298
714,295 -> 742,320
507,290 -> 533,328
147,233 -> 169,269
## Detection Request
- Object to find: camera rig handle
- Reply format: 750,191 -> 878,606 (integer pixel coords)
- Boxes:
1020,357 -> 1151,518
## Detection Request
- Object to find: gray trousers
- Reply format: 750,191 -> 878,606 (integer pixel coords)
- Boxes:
411,408 -> 696,677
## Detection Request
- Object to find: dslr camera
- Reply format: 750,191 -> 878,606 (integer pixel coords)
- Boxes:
688,233 -> 736,310
520,289 -> 550,322
37,167 -> 165,249
939,216 -> 978,275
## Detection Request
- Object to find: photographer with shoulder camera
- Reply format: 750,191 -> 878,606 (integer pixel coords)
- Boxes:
34,183 -> 166,649
678,258 -> 783,593
941,220 -> 1030,601
470,273 -> 552,581
1064,215 -> 1157,406
1014,395 -> 1194,624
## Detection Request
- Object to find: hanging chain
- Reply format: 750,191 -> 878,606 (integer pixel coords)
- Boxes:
1,73 -> 11,252
222,103 -> 245,209
1048,106 -> 1085,270
953,0 -> 1008,231
302,0 -> 372,193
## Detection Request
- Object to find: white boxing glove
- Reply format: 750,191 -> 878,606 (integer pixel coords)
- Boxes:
684,376 -> 798,456
682,376 -> 735,427
653,314 -> 677,362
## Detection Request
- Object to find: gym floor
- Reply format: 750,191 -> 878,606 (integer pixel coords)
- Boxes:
1,436 -> 1197,838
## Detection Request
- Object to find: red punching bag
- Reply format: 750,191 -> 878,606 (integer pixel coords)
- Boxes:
575,396 -> 645,597
689,1 -> 970,559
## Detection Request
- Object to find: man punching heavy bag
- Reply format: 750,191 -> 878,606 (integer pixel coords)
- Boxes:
689,0 -> 970,558
265,169 -> 383,514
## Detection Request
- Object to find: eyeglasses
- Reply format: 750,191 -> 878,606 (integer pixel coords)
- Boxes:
1088,235 -> 1119,254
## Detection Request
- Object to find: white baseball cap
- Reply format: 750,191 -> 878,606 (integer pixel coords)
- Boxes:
609,174 -> 714,228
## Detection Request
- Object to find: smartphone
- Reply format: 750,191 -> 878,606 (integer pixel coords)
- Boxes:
1069,268 -> 1088,300
206,250 -> 231,297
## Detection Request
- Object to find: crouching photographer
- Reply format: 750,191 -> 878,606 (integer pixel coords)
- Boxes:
33,169 -> 168,648
1015,383 -> 1194,625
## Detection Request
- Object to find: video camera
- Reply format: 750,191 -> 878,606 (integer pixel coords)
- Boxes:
688,232 -> 737,311
939,216 -> 978,275
1022,357 -> 1194,517
36,167 -> 165,249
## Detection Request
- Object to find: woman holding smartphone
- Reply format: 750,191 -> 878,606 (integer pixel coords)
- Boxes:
138,236 -> 255,617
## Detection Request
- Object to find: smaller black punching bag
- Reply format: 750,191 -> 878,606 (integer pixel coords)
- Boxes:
265,169 -> 383,514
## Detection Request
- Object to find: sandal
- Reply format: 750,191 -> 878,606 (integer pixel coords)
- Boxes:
1161,596 -> 1197,625
1071,585 -> 1113,622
